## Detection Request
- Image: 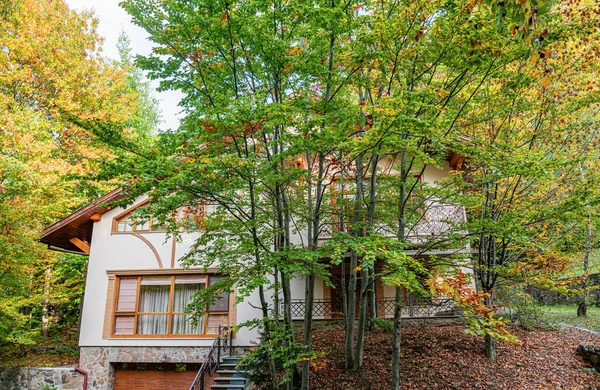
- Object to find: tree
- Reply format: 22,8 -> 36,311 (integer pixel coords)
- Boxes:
114,0 -> 567,388
449,0 -> 600,359
0,0 -> 158,350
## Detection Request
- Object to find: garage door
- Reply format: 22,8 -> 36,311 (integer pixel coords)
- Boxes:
114,363 -> 198,390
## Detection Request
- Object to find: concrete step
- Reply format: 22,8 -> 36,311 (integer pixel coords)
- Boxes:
210,385 -> 246,390
221,356 -> 243,365
216,369 -> 239,376
214,377 -> 247,385
218,363 -> 239,369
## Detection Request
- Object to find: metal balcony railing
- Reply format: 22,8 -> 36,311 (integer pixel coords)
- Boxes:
319,201 -> 467,241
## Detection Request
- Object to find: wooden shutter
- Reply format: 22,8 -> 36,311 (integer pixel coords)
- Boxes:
207,275 -> 229,312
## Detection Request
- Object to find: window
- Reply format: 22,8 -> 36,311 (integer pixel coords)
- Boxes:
114,213 -> 165,233
112,275 -> 229,337
112,200 -> 166,233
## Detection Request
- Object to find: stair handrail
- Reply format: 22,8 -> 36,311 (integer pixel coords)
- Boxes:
189,325 -> 234,390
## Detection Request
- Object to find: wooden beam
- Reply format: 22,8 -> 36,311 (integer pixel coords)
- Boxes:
69,238 -> 90,254
449,152 -> 464,170
90,213 -> 102,222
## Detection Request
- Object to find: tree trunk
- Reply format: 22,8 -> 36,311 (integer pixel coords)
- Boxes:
258,282 -> 279,390
390,287 -> 402,389
485,334 -> 497,361
391,147 -> 408,390
301,273 -> 315,389
579,184 -> 592,317
345,251 -> 358,369
484,295 -> 497,361
368,266 -> 377,331
41,266 -> 51,338
353,267 -> 369,369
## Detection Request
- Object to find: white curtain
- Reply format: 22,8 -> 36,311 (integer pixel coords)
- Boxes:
137,281 -> 170,335
172,282 -> 204,334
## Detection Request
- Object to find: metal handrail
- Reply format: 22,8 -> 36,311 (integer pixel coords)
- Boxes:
189,325 -> 234,390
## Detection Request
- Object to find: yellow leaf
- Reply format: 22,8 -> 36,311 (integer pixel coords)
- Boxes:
527,51 -> 539,67
540,76 -> 551,89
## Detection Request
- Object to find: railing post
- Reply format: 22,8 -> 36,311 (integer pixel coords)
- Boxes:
217,325 -> 221,364
229,327 -> 233,356
200,372 -> 204,390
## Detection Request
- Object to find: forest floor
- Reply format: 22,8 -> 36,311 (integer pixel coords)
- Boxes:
309,325 -> 600,389
0,328 -> 79,368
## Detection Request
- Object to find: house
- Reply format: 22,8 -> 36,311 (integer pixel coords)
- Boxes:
40,157 -> 470,390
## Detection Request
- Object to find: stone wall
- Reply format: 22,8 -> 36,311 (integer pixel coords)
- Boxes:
528,274 -> 600,306
79,346 -> 210,390
0,366 -> 83,390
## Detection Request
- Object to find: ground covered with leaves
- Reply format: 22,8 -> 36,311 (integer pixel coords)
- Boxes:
310,326 -> 600,389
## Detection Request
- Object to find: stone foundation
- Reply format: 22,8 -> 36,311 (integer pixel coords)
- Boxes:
79,346 -> 210,390
0,366 -> 84,390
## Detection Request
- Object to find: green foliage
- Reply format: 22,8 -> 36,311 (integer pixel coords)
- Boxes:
370,318 -> 394,332
497,286 -> 549,330
238,321 -> 304,389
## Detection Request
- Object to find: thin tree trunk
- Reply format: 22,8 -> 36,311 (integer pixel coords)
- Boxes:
346,144 -> 364,369
258,282 -> 279,389
391,287 -> 402,389
391,147 -> 408,390
578,212 -> 592,316
368,266 -> 377,330
579,164 -> 592,317
354,267 -> 369,369
345,250 -> 358,369
356,149 -> 379,365
41,266 -> 51,338
484,296 -> 496,360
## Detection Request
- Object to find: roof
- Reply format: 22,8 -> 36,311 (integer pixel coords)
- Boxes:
40,188 -> 126,254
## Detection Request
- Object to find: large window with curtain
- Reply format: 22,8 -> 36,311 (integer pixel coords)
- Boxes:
112,274 -> 229,337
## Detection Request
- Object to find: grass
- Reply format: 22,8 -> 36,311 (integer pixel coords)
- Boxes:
542,304 -> 600,331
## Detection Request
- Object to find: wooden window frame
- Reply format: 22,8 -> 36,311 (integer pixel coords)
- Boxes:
111,273 -> 229,339
112,199 -> 166,234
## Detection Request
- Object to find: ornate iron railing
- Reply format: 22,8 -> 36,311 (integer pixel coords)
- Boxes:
376,296 -> 457,318
319,200 -> 466,241
285,296 -> 457,319
289,299 -> 336,318
189,326 -> 234,390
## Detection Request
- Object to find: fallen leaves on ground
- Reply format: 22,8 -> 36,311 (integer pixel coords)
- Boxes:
310,326 -> 600,389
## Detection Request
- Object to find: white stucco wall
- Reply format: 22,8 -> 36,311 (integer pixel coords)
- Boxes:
79,196 -> 262,348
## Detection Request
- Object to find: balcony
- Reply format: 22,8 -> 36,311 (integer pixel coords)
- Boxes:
318,200 -> 467,245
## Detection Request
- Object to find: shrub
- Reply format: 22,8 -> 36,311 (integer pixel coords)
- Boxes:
497,286 -> 548,330
370,318 -> 394,331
